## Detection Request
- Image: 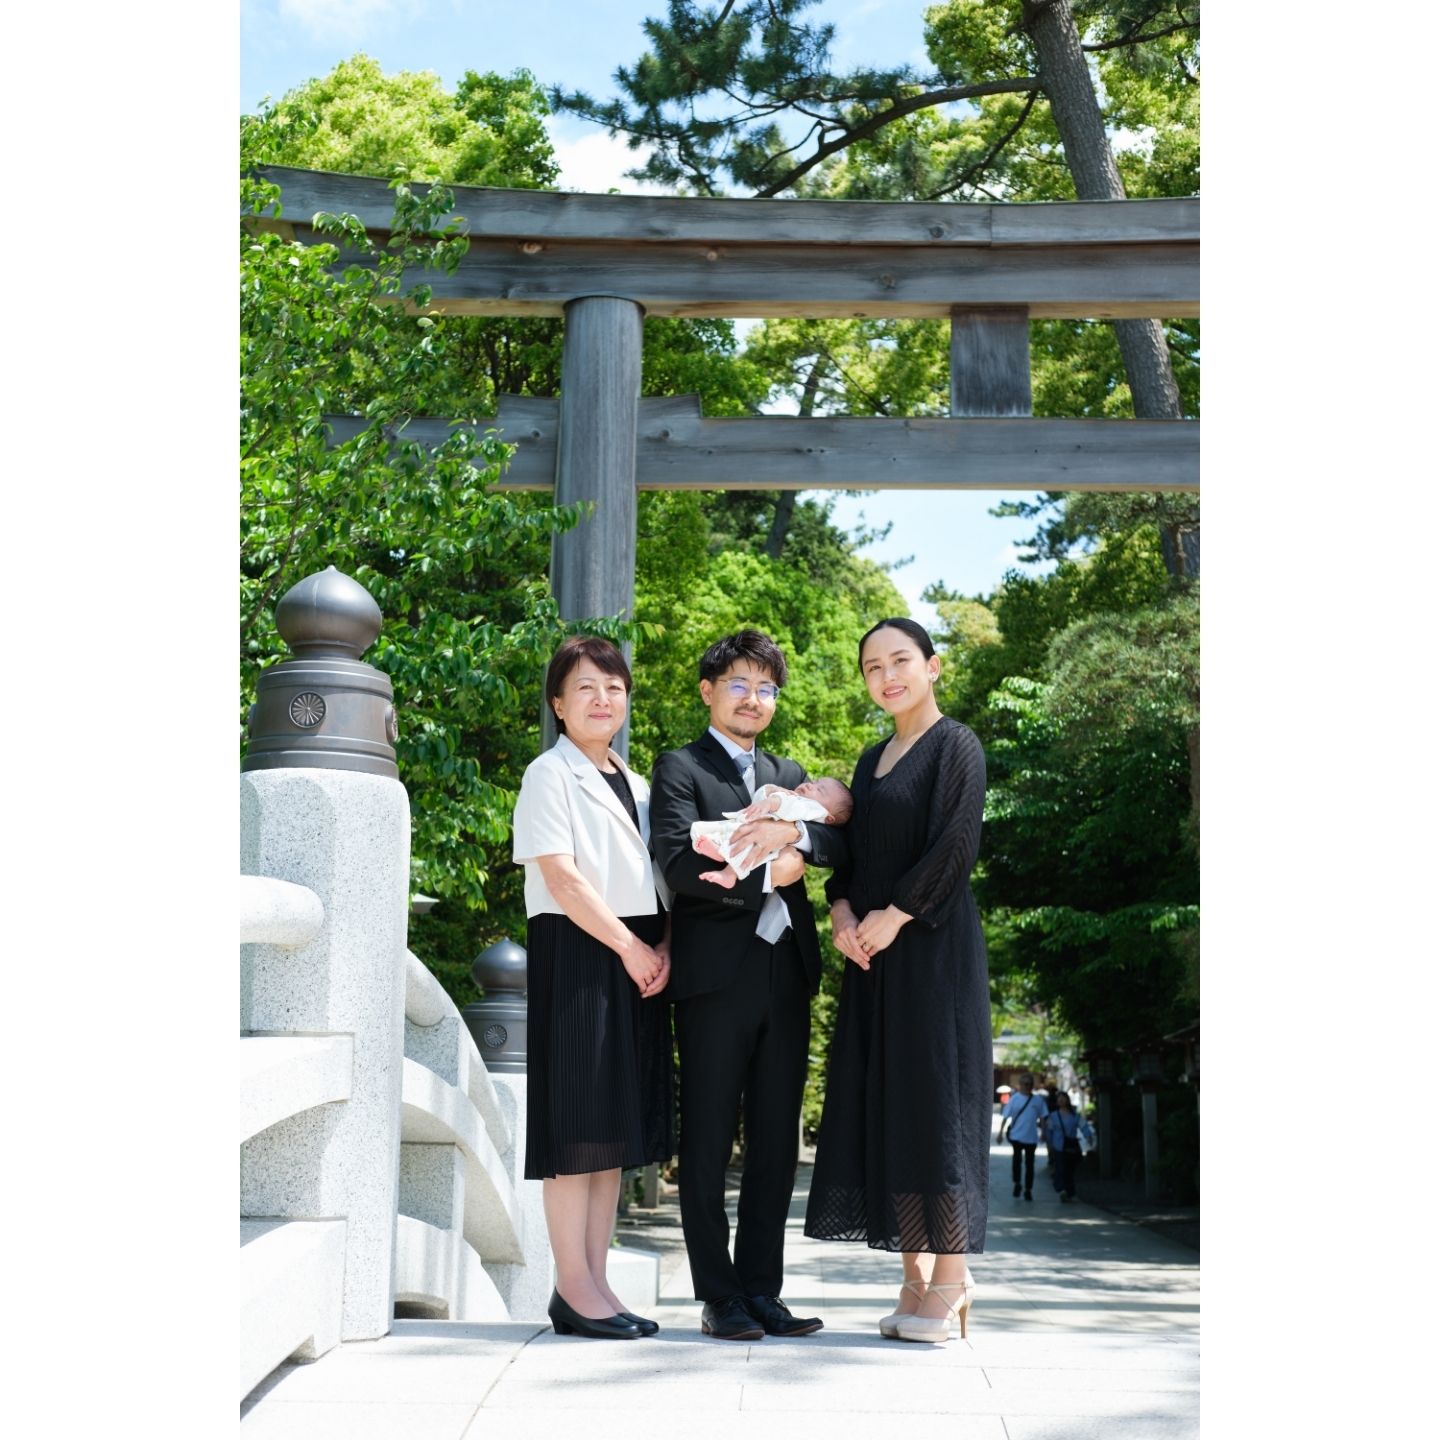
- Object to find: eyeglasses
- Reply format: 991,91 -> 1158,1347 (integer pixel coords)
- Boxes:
721,678 -> 780,702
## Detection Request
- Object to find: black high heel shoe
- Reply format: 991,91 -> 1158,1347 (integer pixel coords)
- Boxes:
617,1310 -> 659,1336
547,1289 -> 643,1339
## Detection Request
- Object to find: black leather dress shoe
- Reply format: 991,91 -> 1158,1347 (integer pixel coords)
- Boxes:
746,1294 -> 823,1337
618,1310 -> 660,1336
701,1295 -> 765,1340
547,1289 -> 642,1339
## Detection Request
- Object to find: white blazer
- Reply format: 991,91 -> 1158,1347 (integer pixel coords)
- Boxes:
511,733 -> 673,920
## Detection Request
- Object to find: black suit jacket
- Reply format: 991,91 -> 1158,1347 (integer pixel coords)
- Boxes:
649,732 -> 848,1002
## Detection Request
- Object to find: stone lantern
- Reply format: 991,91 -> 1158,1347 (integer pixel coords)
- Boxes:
1080,1047 -> 1121,1179
462,939 -> 528,1074
1132,1044 -> 1166,1201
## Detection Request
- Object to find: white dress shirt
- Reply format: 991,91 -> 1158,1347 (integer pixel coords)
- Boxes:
706,726 -> 812,943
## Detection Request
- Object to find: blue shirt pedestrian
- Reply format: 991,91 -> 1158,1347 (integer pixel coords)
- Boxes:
1003,1084 -> 1049,1200
1043,1108 -> 1094,1152
1002,1089 -> 1049,1145
1043,1103 -> 1095,1201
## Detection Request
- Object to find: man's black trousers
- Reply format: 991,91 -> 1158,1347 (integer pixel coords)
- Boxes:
674,934 -> 810,1302
1011,1140 -> 1038,1194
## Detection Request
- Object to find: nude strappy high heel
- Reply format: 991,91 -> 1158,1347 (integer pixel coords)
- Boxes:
878,1278 -> 929,1339
894,1277 -> 975,1343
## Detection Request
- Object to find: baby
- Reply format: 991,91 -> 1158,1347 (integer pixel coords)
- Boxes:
691,777 -> 854,888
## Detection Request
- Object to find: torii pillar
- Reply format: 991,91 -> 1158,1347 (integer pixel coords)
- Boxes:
546,295 -> 645,757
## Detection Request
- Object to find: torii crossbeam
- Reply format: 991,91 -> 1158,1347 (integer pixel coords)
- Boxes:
254,166 -> 1199,671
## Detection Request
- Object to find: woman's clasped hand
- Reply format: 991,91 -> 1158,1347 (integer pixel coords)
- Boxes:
621,931 -> 670,997
829,897 -> 910,968
829,896 -> 867,967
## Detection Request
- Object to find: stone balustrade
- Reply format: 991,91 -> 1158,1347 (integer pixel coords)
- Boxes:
238,567 -> 552,1405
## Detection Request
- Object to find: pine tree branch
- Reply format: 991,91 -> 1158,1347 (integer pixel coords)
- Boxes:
1082,19 -> 1198,54
920,91 -> 1040,201
749,77 -> 1041,196
744,118 -> 827,174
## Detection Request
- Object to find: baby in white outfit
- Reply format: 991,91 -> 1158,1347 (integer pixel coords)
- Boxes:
691,777 -> 854,888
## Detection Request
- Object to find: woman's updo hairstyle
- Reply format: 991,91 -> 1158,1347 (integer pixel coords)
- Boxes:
857,616 -> 937,671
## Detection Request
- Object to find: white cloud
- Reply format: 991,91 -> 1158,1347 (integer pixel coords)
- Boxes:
277,0 -> 425,44
546,121 -> 671,196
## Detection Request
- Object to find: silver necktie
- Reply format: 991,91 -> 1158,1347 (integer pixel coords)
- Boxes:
736,751 -> 790,944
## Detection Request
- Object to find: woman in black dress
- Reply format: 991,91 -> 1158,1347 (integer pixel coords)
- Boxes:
804,619 -> 990,1343
511,637 -> 674,1340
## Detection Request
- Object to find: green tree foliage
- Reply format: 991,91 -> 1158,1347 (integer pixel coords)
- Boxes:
255,57 -> 568,420
553,0 -> 1197,203
244,61 -> 784,989
262,55 -> 560,188
241,107 -> 589,1003
563,0 -> 1201,557
243,57 -> 914,1008
255,58 -> 773,421
938,531 -> 1198,1052
630,516 -> 904,779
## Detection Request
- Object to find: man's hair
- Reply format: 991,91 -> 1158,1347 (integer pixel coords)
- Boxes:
699,630 -> 788,688
544,635 -> 631,736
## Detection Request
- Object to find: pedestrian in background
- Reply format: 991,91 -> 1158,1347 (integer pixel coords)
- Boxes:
1043,1093 -> 1095,1203
1001,1073 -> 1049,1201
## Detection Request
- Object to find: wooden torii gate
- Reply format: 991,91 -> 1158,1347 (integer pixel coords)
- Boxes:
259,165 -> 1198,671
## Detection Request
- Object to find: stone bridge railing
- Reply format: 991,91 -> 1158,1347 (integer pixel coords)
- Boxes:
238,568 -> 549,1403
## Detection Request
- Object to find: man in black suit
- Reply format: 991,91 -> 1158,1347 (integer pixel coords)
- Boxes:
649,630 -> 847,1340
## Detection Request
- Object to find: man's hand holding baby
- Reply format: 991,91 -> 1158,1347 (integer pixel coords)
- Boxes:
691,776 -> 853,890
729,815 -> 802,857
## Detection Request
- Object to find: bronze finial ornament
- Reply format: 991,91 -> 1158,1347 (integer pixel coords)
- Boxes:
462,938 -> 529,1074
242,566 -> 399,778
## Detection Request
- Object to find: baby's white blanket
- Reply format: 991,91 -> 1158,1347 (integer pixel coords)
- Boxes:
689,784 -> 829,880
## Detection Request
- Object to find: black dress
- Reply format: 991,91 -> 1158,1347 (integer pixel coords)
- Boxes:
524,768 -> 674,1180
804,717 -> 991,1253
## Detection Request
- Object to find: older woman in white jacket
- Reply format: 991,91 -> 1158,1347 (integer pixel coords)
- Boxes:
512,635 -> 673,1341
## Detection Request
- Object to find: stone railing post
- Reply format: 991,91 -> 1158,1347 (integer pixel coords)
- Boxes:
240,566 -> 410,1340
462,939 -> 552,1319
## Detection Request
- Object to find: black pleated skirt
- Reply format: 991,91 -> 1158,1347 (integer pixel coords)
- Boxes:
524,909 -> 674,1180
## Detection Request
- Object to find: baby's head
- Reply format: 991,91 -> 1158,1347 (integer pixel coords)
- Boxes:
795,777 -> 854,824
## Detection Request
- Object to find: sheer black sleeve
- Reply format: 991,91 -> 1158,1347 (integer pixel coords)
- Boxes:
891,721 -> 986,930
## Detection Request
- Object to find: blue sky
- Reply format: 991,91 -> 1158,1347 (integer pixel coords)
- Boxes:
240,0 -> 1056,626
